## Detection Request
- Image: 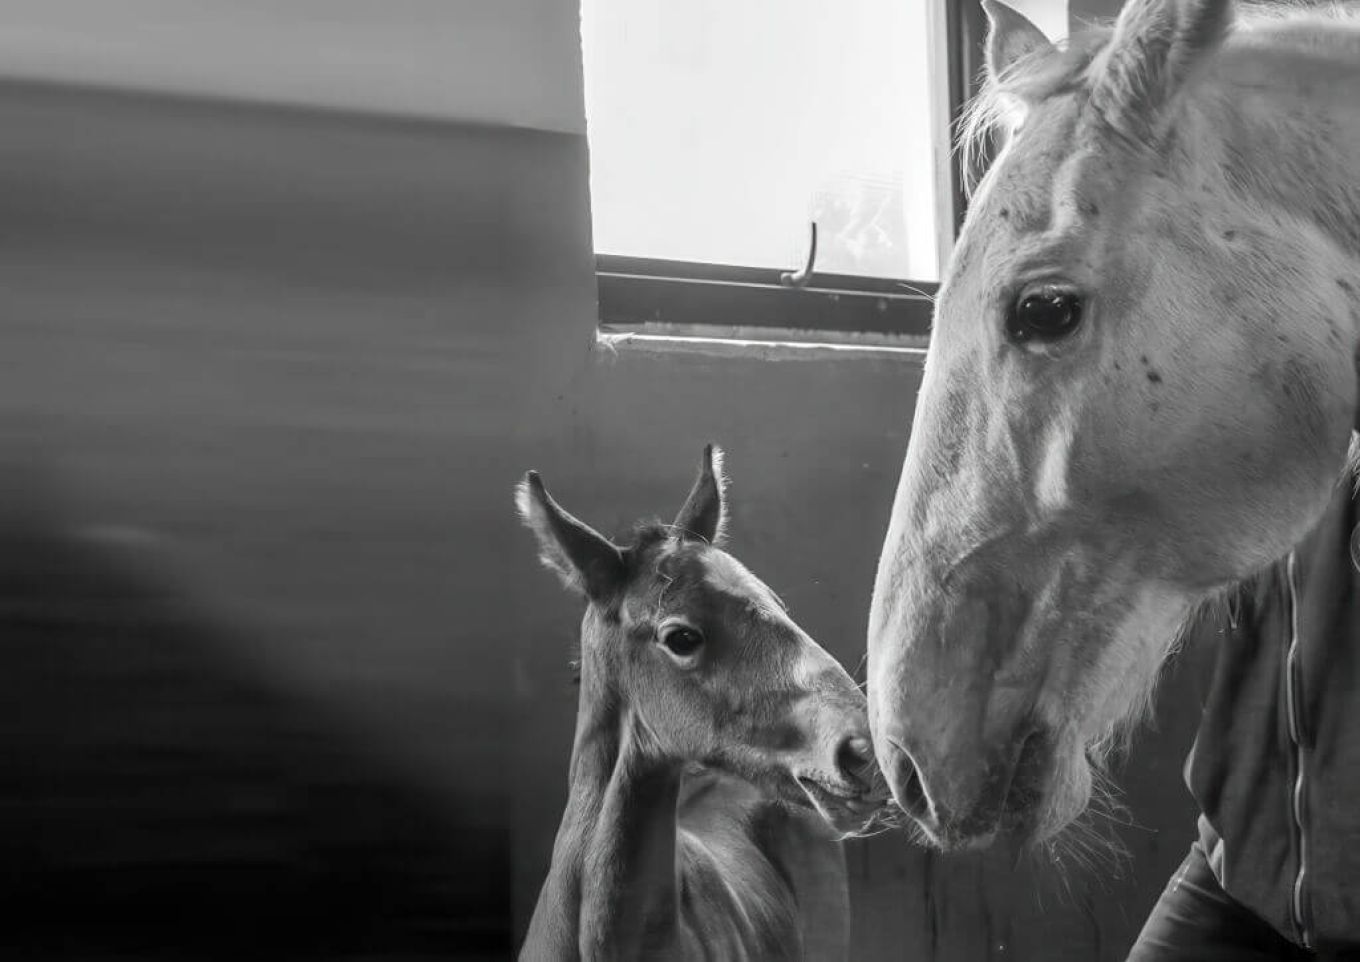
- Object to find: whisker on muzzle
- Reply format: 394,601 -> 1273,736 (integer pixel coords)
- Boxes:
859,800 -> 928,845
1028,757 -> 1136,893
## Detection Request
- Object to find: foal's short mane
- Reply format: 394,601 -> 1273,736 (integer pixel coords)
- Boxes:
959,1 -> 1360,195
626,521 -> 676,563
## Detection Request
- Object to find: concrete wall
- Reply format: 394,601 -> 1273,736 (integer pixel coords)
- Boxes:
0,80 -> 587,957
0,4 -> 592,952
0,0 -> 585,133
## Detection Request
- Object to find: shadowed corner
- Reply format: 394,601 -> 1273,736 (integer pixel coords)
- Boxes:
0,456 -> 510,960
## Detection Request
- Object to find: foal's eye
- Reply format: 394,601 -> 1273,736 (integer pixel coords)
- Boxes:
1007,286 -> 1084,343
658,624 -> 705,660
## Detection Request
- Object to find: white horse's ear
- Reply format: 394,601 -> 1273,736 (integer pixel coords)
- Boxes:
1090,0 -> 1233,144
983,0 -> 1054,82
516,471 -> 626,599
673,444 -> 729,547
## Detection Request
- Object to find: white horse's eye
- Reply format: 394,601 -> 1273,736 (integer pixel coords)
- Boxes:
1008,286 -> 1084,342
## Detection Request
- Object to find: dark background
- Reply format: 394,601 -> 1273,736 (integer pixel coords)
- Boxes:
0,0 -> 1224,958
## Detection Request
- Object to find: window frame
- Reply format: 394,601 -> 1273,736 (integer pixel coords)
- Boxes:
592,0 -> 989,342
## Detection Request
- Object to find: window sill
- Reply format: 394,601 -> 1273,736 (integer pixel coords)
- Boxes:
595,322 -> 928,362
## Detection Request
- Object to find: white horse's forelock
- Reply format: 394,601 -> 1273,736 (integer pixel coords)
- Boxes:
959,2 -> 1360,196
958,30 -> 1107,195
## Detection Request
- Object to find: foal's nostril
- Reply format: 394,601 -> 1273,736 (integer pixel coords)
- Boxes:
834,735 -> 876,789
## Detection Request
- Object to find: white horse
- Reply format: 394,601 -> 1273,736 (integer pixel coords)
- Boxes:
867,0 -> 1360,851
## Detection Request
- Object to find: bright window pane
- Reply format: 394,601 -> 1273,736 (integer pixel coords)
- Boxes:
581,0 -> 941,281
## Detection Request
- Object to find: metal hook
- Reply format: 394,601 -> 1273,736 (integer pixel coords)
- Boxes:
780,221 -> 818,289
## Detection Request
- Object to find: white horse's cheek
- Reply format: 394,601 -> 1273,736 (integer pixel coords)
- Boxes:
1077,588 -> 1191,738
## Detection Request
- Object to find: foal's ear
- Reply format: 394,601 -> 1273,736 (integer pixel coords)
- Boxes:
983,0 -> 1053,82
1089,0 -> 1233,145
516,471 -> 626,599
672,444 -> 729,547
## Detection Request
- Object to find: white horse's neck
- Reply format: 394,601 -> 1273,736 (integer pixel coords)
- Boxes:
1198,20 -> 1360,263
521,670 -> 683,961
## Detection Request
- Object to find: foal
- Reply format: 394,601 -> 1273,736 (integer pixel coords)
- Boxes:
518,446 -> 884,961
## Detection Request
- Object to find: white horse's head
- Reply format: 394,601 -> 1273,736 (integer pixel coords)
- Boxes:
868,0 -> 1360,850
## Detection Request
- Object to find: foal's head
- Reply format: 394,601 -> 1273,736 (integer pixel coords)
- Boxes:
870,0 -> 1360,851
519,445 -> 884,835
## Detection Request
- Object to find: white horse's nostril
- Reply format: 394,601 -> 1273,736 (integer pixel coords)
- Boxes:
883,738 -> 932,823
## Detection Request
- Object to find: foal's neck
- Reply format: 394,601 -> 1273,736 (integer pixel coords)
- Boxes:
523,642 -> 683,960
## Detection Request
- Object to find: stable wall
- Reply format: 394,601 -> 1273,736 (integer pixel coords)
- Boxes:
0,80 -> 591,956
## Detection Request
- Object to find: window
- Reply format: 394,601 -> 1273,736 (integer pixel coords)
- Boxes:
581,0 -> 1068,342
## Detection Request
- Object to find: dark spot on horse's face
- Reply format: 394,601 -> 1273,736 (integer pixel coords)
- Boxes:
1113,360 -> 1122,372
999,208 -> 1010,219
1338,278 -> 1356,296
1147,370 -> 1163,384
1223,229 -> 1236,242
1139,355 -> 1150,366
1079,198 -> 1099,217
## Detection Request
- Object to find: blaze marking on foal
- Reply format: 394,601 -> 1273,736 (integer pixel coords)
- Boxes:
519,446 -> 886,961
868,0 -> 1360,852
